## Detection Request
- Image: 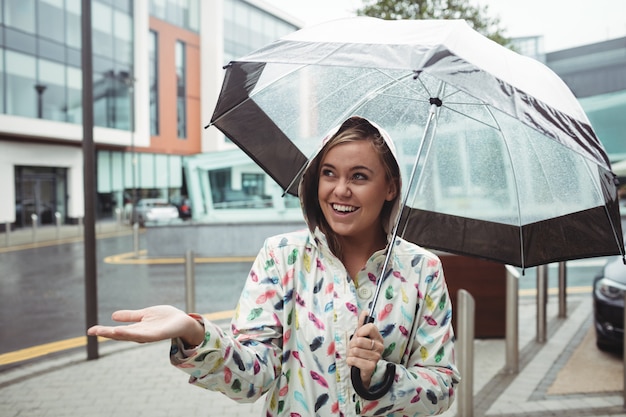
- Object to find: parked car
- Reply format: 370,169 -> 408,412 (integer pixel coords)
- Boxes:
174,197 -> 192,220
132,198 -> 179,227
593,234 -> 626,351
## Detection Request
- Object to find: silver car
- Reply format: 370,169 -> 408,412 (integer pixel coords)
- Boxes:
132,198 -> 179,226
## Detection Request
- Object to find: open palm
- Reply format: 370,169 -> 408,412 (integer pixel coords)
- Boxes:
87,305 -> 199,344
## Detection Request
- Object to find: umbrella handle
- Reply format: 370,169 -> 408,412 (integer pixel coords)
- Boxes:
351,362 -> 396,401
350,316 -> 396,400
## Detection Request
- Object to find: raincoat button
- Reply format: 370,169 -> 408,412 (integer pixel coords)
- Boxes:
358,287 -> 373,299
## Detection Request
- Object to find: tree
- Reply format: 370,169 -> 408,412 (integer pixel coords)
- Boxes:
356,0 -> 511,47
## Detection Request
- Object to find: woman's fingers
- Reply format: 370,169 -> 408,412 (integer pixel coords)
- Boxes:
110,309 -> 146,323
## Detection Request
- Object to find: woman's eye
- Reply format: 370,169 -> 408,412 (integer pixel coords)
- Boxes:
321,169 -> 335,177
353,173 -> 367,181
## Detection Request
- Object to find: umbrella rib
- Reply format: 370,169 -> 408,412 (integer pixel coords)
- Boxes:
371,98 -> 442,318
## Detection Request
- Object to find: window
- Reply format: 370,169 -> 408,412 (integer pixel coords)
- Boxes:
175,40 -> 186,138
149,30 -> 159,135
65,0 -> 81,49
114,9 -> 133,64
92,1 -> 114,59
66,66 -> 82,123
4,0 -> 36,34
5,50 -> 37,117
38,0 -> 65,44
38,58 -> 66,121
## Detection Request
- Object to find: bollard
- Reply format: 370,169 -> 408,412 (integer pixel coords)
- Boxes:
185,250 -> 196,313
536,264 -> 548,343
133,222 -> 139,258
504,266 -> 519,373
115,207 -> 122,230
55,211 -> 61,240
4,222 -> 10,246
456,289 -> 475,417
558,261 -> 567,318
31,213 -> 38,242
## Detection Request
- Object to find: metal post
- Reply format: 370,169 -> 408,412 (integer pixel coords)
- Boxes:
558,261 -> 567,318
456,289 -> 475,417
504,265 -> 519,373
4,222 -> 10,246
185,250 -> 196,313
81,0 -> 98,360
31,213 -> 38,242
115,207 -> 122,230
55,211 -> 61,240
536,264 -> 548,343
133,222 -> 139,258
78,216 -> 83,236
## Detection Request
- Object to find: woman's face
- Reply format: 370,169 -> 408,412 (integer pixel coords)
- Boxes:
317,140 -> 397,245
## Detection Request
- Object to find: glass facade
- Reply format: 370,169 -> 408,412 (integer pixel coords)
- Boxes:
0,0 -> 134,130
149,0 -> 199,32
97,150 -> 183,218
223,0 -> 298,64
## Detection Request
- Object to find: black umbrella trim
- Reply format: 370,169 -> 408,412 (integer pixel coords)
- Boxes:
209,62 -> 308,195
401,204 -> 624,268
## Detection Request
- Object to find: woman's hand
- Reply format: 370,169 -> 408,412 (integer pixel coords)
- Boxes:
346,311 -> 384,388
87,305 -> 205,346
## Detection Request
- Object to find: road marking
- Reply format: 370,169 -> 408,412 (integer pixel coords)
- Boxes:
0,310 -> 236,366
104,250 -> 256,264
0,230 -> 133,254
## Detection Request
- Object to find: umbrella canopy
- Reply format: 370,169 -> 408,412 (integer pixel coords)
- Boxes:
208,17 -> 624,269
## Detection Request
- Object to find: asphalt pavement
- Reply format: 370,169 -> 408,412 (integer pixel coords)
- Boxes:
1,222 -> 625,417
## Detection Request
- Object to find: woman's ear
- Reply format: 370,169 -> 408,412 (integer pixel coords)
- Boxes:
386,179 -> 399,202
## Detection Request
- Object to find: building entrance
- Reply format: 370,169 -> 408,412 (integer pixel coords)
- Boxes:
15,167 -> 67,227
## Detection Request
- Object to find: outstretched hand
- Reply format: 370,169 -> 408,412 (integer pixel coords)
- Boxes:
87,305 -> 204,346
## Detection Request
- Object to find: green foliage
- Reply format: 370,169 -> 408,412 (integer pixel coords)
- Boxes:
356,0 -> 512,47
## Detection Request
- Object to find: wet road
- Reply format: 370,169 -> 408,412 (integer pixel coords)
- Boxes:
0,233 -> 252,356
0,224 -> 617,365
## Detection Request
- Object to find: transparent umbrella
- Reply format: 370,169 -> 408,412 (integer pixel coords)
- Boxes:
208,16 -> 625,399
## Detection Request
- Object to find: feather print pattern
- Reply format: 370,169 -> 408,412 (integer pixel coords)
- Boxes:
170,230 -> 459,417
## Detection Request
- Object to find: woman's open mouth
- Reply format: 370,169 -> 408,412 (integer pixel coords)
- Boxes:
332,203 -> 358,213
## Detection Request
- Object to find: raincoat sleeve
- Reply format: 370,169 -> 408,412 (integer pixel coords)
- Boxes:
358,255 -> 460,416
169,238 -> 285,403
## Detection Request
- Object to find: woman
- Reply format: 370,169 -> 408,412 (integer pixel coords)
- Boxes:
88,116 -> 460,416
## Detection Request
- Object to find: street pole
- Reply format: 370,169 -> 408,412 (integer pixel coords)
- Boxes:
35,84 -> 47,118
82,0 -> 98,360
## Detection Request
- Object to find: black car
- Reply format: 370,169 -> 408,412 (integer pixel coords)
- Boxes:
593,245 -> 626,351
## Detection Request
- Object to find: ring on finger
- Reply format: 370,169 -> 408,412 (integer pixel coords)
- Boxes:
370,339 -> 375,350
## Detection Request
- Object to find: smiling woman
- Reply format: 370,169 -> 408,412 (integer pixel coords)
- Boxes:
87,116 -> 460,417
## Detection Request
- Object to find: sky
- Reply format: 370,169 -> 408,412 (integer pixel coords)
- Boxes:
262,0 -> 626,52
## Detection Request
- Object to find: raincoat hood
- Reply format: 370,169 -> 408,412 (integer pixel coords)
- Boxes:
298,117 -> 403,242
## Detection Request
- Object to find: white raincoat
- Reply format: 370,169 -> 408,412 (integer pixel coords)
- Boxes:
170,119 -> 460,416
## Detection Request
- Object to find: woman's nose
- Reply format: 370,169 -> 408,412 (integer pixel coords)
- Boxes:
334,178 -> 351,196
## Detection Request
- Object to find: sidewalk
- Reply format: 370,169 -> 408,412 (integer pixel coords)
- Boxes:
1,223 -> 625,416
1,297 -> 624,416
0,220 -> 133,250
